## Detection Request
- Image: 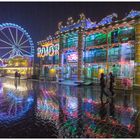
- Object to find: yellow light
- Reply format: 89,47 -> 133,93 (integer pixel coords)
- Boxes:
42,42 -> 53,47
98,68 -> 104,78
2,67 -> 29,70
49,68 -> 56,77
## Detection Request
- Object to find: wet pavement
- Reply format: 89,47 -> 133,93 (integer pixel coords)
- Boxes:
0,77 -> 139,138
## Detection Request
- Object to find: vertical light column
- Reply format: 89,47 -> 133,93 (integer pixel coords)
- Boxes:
59,35 -> 63,79
106,30 -> 111,75
135,21 -> 140,85
106,33 -> 109,74
39,58 -> 41,76
40,57 -> 45,76
78,29 -> 83,81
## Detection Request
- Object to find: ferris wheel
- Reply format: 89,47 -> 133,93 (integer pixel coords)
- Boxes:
0,23 -> 34,60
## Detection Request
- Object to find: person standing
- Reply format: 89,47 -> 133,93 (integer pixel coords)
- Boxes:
15,71 -> 18,80
100,73 -> 109,101
109,72 -> 115,96
18,72 -> 21,85
15,71 -> 18,89
18,72 -> 21,80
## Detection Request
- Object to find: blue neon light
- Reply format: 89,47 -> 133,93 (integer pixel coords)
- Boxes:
125,10 -> 140,19
97,13 -> 118,26
0,91 -> 34,123
0,23 -> 34,58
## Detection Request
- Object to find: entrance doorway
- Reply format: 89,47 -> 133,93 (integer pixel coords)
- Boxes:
71,64 -> 78,80
62,63 -> 78,80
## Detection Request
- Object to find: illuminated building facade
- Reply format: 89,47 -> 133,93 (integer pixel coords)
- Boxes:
37,38 -> 59,79
37,10 -> 140,87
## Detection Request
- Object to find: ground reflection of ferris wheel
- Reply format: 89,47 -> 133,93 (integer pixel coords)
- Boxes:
0,23 -> 34,60
0,80 -> 34,123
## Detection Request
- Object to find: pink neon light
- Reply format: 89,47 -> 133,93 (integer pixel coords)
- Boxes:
67,53 -> 78,62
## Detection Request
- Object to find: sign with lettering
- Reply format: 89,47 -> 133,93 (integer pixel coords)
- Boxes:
37,43 -> 59,58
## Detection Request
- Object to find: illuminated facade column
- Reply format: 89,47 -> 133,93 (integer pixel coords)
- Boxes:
134,20 -> 140,85
58,35 -> 63,79
106,29 -> 111,75
78,29 -> 83,81
106,33 -> 109,74
40,57 -> 45,76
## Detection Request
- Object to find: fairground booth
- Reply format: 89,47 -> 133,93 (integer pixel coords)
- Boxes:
37,10 -> 140,88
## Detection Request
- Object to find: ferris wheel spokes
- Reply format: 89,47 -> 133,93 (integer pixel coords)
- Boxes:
8,27 -> 16,45
1,49 -> 13,58
19,38 -> 30,46
18,32 -> 24,46
10,49 -> 22,58
0,47 -> 12,49
20,46 -> 33,49
0,30 -> 13,45
18,50 -> 25,56
19,48 -> 32,56
16,28 -> 18,45
0,38 -> 13,46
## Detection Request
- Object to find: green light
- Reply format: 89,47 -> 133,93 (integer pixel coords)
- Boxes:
86,33 -> 107,47
64,32 -> 78,48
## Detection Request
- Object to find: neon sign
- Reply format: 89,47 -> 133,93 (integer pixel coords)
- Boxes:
37,43 -> 59,58
67,52 -> 78,62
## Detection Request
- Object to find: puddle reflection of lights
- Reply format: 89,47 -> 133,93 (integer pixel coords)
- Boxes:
8,91 -> 24,102
67,97 -> 78,110
3,83 -> 27,91
0,95 -> 34,122
37,99 -> 59,121
0,88 -> 3,93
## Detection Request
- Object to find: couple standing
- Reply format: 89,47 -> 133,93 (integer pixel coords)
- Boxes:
15,71 -> 21,79
100,72 -> 115,100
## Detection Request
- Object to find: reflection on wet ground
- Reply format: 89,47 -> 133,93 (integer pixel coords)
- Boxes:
0,78 -> 139,138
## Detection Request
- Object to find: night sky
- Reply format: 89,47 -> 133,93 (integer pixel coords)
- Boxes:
0,2 -> 139,60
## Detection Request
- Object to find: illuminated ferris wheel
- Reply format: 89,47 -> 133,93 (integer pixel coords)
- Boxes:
0,23 -> 34,60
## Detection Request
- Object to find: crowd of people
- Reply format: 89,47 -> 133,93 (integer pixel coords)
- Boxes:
100,72 -> 115,102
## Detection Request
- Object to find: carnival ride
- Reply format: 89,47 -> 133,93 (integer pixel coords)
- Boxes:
0,23 -> 34,77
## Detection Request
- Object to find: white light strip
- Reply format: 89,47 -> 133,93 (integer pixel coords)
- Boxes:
3,83 -> 28,91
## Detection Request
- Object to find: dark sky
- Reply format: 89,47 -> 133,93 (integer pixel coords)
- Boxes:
0,2 -> 139,48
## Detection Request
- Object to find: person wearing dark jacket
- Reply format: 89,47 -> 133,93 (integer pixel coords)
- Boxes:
100,73 -> 108,101
15,71 -> 18,79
